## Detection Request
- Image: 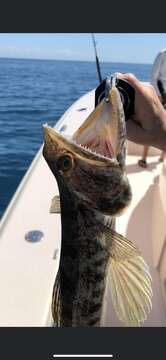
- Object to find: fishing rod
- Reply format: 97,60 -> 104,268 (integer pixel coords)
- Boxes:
91,33 -> 102,83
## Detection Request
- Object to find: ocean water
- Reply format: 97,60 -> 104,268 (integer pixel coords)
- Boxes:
0,58 -> 152,218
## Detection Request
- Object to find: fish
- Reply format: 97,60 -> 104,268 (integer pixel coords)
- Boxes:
42,85 -> 152,327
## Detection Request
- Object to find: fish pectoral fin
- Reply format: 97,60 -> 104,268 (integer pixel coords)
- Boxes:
50,195 -> 61,213
52,271 -> 61,326
106,228 -> 152,327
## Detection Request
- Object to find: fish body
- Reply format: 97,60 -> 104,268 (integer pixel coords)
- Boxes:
43,86 -> 152,327
54,195 -> 112,327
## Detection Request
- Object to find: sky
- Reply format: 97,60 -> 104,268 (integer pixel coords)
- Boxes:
0,33 -> 166,64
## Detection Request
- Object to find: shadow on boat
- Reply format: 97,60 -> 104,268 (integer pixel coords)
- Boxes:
126,174 -> 159,263
125,174 -> 166,326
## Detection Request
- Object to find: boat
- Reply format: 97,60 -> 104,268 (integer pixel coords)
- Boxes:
0,85 -> 166,326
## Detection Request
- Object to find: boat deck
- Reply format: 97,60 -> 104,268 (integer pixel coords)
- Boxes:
102,154 -> 166,326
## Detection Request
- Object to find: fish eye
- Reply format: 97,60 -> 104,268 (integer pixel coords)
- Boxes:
57,154 -> 73,172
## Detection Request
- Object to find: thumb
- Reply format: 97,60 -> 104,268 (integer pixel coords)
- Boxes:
115,72 -> 143,92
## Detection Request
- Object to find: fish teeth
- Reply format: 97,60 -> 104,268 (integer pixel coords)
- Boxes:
60,133 -> 116,162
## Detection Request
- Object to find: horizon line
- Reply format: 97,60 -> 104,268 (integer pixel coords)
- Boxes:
0,56 -> 152,65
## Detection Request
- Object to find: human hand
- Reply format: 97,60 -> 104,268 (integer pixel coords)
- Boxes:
116,73 -> 166,151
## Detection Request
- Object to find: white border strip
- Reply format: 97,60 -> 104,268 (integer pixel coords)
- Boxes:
53,355 -> 113,358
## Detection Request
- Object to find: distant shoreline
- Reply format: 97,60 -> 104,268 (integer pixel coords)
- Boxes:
0,57 -> 152,66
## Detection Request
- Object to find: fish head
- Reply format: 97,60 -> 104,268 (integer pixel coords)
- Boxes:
43,86 -> 132,216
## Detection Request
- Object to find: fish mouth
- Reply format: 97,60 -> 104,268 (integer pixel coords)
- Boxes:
73,86 -> 125,161
43,86 -> 125,167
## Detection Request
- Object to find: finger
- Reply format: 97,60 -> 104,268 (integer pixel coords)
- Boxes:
114,72 -> 123,77
126,119 -> 152,146
115,72 -> 143,92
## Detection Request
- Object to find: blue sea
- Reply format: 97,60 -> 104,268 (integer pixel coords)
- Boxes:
0,58 -> 152,218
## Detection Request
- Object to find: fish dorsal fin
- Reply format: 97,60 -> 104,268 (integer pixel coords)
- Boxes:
52,271 -> 61,326
106,228 -> 152,326
50,195 -> 61,213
